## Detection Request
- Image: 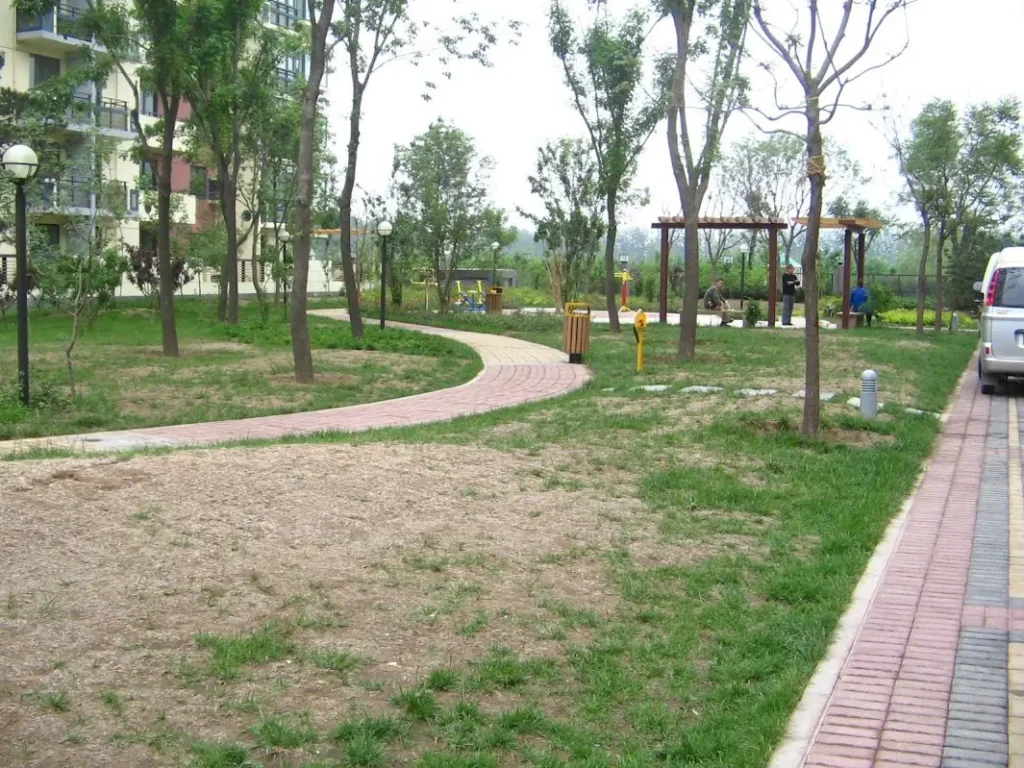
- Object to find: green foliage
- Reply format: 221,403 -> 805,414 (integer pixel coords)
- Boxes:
518,139 -> 605,307
393,121 -> 494,308
250,713 -> 319,749
743,300 -> 763,327
188,742 -> 255,768
867,283 -> 895,315
878,308 -> 977,330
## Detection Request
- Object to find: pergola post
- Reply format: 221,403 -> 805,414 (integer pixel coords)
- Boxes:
841,229 -> 853,330
767,227 -> 778,328
856,231 -> 866,285
659,226 -> 669,323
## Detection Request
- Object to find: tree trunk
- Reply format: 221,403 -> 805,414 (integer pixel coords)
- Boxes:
338,86 -> 365,338
157,101 -> 180,357
916,216 -> 931,335
800,117 -> 825,437
220,174 -> 240,324
66,313 -> 79,398
603,196 -> 620,332
677,205 -> 700,360
290,1 -> 336,383
934,222 -> 946,331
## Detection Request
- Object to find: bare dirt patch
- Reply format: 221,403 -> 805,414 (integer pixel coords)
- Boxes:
0,441 -> 699,766
824,428 -> 897,448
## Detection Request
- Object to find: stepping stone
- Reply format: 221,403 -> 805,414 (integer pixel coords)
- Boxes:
793,390 -> 835,402
679,386 -> 723,395
906,407 -> 941,418
737,388 -> 777,397
601,388 -> 616,393
634,385 -> 671,392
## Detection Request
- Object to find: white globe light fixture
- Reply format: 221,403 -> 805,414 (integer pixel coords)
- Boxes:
491,241 -> 499,251
1,144 -> 40,181
377,220 -> 393,238
279,230 -> 292,243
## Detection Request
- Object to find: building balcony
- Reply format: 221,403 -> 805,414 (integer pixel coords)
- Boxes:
66,94 -> 136,140
16,3 -> 103,55
31,178 -> 135,217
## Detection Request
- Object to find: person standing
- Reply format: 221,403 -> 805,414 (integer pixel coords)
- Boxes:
781,265 -> 799,326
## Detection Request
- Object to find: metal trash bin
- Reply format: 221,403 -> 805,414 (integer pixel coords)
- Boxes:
486,289 -> 503,315
563,303 -> 591,364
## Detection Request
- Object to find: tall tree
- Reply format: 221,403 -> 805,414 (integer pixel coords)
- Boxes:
334,1 -> 512,339
290,0 -> 337,382
518,138 -> 606,310
945,100 -> 1024,326
752,0 -> 911,435
549,2 -> 661,332
184,0 -> 277,324
660,0 -> 751,360
891,100 -> 958,335
78,0 -> 194,357
392,121 -> 492,309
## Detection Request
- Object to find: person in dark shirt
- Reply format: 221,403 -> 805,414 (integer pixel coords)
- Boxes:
781,265 -> 799,326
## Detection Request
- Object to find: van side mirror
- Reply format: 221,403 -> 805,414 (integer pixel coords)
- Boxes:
973,281 -> 984,293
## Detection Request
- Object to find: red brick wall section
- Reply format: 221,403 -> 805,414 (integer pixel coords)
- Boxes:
170,156 -> 191,194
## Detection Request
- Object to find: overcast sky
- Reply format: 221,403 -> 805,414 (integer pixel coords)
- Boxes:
321,0 -> 1024,232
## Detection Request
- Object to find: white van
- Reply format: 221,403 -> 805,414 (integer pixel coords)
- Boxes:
977,246 -> 1024,394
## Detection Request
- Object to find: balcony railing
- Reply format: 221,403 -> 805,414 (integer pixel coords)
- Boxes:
33,178 -> 130,213
275,67 -> 298,87
17,3 -> 93,43
263,0 -> 304,28
68,94 -> 131,132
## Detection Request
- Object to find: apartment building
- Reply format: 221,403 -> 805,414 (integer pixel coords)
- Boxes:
1,0 -> 336,299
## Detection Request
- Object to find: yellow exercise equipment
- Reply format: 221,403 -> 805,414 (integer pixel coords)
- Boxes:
633,309 -> 647,372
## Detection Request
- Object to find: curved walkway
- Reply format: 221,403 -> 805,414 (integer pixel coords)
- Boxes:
0,310 -> 589,455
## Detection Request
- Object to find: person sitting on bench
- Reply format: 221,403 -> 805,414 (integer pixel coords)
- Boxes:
704,279 -> 731,327
850,282 -> 872,327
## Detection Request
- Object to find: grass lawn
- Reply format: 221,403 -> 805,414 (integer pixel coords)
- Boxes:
0,299 -> 480,440
0,311 -> 977,768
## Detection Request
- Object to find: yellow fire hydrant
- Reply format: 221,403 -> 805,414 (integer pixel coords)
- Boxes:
633,309 -> 647,372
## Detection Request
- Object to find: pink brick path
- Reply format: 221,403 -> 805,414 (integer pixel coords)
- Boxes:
799,378 -> 1001,767
1,311 -> 589,453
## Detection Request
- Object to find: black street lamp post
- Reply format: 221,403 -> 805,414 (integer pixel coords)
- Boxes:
377,220 -> 393,329
2,144 -> 40,407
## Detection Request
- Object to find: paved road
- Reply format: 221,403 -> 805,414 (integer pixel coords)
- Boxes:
0,310 -> 589,455
777,372 -> 1023,767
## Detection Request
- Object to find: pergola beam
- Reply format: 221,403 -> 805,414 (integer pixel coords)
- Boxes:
651,217 -> 788,325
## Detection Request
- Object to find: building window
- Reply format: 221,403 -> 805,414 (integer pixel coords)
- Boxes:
35,224 -> 60,258
30,55 -> 61,88
139,159 -> 155,186
263,0 -> 304,28
140,228 -> 157,252
140,89 -> 158,117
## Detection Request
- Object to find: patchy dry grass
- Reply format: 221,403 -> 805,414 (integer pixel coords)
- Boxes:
0,313 -> 977,767
0,300 -> 480,440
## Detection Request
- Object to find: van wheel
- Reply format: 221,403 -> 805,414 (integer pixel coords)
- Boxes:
979,359 -> 998,395
982,382 -> 996,395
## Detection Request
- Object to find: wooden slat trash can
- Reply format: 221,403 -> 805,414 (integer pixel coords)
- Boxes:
563,303 -> 591,364
486,290 -> 503,315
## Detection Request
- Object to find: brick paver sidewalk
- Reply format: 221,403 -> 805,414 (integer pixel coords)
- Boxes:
1,310 -> 588,455
777,372 -> 1023,767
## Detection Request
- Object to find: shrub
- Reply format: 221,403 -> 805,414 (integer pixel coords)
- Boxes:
744,300 -> 763,327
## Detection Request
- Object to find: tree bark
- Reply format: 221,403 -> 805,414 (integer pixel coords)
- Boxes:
915,217 -> 931,335
603,196 -> 620,332
934,222 -> 946,331
290,0 -> 336,383
677,203 -> 700,360
157,99 -> 181,357
801,116 -> 825,437
338,86 -> 365,338
218,173 -> 240,324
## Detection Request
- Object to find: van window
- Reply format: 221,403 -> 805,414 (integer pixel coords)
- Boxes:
995,267 -> 1024,308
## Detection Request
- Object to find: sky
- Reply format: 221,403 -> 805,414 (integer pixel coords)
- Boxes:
320,0 -> 1024,233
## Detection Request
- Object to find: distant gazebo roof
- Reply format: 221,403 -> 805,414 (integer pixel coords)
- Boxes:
653,216 -> 788,230
792,217 -> 883,231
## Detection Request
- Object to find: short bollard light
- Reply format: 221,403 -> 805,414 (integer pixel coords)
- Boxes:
950,312 -> 960,333
861,369 -> 878,420
633,309 -> 647,372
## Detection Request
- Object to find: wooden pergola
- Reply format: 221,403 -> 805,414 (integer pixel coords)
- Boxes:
650,217 -> 789,326
793,217 -> 884,330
